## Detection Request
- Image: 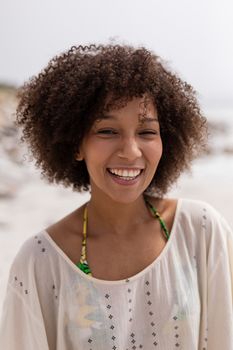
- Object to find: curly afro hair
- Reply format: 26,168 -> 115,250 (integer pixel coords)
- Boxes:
16,44 -> 207,196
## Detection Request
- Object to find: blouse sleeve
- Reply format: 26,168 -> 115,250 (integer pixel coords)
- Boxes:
0,239 -> 50,350
0,284 -> 49,350
206,212 -> 233,349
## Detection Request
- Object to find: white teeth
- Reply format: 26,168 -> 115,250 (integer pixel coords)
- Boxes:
109,168 -> 141,178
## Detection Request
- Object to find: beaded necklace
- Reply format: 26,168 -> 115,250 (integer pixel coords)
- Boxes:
76,198 -> 170,276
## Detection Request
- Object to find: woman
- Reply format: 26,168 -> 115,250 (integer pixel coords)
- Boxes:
0,44 -> 232,349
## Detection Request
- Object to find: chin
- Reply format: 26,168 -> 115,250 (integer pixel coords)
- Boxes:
90,179 -> 149,204
105,191 -> 145,205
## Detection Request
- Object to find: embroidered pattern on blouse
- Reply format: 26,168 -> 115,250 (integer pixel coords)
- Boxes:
145,280 -> 159,347
201,207 -> 208,350
104,292 -> 117,349
126,283 -> 144,349
13,275 -> 29,295
35,235 -> 47,253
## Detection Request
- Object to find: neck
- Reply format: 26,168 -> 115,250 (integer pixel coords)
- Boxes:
87,193 -> 151,237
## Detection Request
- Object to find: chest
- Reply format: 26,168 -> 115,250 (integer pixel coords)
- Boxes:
86,227 -> 167,281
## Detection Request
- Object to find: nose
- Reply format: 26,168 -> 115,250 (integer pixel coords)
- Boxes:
117,137 -> 142,161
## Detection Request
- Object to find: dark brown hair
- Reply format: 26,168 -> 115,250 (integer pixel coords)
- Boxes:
16,44 -> 207,196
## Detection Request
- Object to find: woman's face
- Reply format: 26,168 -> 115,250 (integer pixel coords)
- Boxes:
79,96 -> 163,203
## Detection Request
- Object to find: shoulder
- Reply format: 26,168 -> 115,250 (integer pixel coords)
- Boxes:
7,202 -> 87,282
5,232 -> 49,304
10,232 -> 43,267
177,198 -> 233,254
45,203 -> 85,246
7,228 -> 76,306
8,232 -> 50,279
8,229 -> 64,293
178,197 -> 232,230
44,204 -> 86,265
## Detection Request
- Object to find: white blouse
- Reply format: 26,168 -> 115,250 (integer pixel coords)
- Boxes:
0,198 -> 232,349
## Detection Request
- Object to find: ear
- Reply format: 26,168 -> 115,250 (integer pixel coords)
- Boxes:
75,150 -> 84,161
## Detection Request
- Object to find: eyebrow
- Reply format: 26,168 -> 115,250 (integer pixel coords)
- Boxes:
99,114 -> 159,123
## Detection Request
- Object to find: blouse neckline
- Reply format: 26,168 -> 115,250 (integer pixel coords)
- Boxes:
42,198 -> 183,286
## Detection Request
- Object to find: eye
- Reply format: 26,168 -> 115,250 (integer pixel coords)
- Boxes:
138,130 -> 158,136
96,129 -> 118,135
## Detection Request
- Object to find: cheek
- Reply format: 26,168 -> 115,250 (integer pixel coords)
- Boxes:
85,140 -> 116,163
158,141 -> 163,159
82,142 -> 110,174
147,140 -> 163,162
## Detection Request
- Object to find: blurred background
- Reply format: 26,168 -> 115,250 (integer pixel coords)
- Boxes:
0,0 -> 233,314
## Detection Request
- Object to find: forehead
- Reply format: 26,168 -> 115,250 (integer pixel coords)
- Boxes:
105,94 -> 155,110
98,95 -> 158,122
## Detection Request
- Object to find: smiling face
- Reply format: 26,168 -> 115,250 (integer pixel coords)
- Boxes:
79,96 -> 163,204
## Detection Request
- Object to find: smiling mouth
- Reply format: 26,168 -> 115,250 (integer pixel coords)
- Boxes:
107,168 -> 143,181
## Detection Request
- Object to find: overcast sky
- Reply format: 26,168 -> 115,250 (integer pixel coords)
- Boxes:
0,0 -> 233,109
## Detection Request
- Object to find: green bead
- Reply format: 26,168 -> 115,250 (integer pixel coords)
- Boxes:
76,262 -> 92,275
145,198 -> 170,241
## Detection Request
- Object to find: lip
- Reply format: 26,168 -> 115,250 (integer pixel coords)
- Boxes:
107,168 -> 143,186
107,167 -> 144,170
